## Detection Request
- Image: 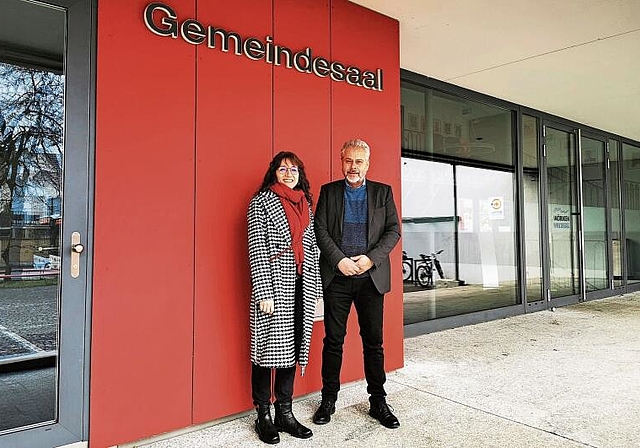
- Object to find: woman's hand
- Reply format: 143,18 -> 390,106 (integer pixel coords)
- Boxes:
259,299 -> 274,315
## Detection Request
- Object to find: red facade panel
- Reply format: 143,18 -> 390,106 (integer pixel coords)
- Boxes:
272,0 -> 331,394
91,0 -> 399,445
192,0 -> 273,423
273,0 -> 331,201
92,1 -> 196,447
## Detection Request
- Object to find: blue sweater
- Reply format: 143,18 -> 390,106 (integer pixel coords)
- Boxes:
341,182 -> 368,257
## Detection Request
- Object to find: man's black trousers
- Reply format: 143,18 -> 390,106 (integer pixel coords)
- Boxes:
321,275 -> 386,402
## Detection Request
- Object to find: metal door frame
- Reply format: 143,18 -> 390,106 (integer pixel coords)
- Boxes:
519,113 -> 548,312
0,0 -> 94,447
541,120 -> 582,307
579,130 -> 614,301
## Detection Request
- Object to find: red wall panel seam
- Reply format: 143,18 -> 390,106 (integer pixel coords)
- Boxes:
329,0 -> 334,179
191,0 -> 198,426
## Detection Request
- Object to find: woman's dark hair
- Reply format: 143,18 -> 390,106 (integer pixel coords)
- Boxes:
258,151 -> 313,205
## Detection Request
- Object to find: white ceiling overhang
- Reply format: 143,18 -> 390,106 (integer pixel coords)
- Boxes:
352,0 -> 640,141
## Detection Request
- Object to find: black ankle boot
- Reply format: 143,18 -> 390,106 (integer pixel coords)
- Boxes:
274,401 -> 313,439
312,398 -> 335,424
255,404 -> 280,444
369,399 -> 400,429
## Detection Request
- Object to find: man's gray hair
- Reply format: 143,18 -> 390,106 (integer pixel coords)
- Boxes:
340,139 -> 370,159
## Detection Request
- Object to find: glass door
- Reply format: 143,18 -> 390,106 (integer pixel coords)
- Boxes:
544,123 -> 582,305
580,133 -> 611,299
0,0 -> 91,446
609,139 -> 624,290
622,142 -> 640,288
522,115 -> 544,305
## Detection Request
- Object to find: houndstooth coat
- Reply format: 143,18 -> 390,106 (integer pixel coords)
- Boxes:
248,189 -> 322,370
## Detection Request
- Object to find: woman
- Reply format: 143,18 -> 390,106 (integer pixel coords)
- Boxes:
247,151 -> 322,444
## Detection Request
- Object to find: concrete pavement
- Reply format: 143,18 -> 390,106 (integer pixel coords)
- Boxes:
132,292 -> 640,448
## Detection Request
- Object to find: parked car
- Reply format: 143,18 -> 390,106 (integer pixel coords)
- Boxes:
33,254 -> 61,269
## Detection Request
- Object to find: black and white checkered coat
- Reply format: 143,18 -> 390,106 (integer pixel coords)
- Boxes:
248,190 -> 322,369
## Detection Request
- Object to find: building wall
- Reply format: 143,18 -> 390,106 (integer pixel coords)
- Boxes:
91,1 -> 400,447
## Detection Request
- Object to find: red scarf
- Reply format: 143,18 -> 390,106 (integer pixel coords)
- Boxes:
270,183 -> 309,274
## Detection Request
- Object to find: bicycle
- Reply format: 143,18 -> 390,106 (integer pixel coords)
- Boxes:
415,250 -> 445,288
402,251 -> 413,282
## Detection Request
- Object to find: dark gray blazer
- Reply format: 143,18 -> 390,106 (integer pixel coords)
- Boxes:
314,179 -> 401,294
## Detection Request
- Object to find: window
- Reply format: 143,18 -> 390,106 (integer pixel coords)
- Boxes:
401,82 -> 519,324
623,142 -> 640,284
401,82 -> 513,166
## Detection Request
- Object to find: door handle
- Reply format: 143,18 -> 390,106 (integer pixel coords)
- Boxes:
71,232 -> 82,278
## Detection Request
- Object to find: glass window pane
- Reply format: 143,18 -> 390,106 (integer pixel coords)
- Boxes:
401,82 -> 513,166
401,84 -> 427,152
401,158 -> 456,323
547,127 -> 580,298
610,139 -> 623,287
0,0 -> 65,434
522,115 -> 542,302
401,157 -> 518,323
623,142 -> 640,284
456,166 -> 518,312
581,137 -> 608,292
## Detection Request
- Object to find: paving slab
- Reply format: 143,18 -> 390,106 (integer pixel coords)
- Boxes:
134,293 -> 640,448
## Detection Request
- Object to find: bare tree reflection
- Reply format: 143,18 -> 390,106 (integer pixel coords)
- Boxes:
0,62 -> 63,277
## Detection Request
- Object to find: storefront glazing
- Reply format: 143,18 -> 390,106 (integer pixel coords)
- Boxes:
401,72 -> 640,333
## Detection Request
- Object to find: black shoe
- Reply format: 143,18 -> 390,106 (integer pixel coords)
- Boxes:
255,405 -> 280,444
274,401 -> 313,439
312,398 -> 335,425
369,401 -> 400,429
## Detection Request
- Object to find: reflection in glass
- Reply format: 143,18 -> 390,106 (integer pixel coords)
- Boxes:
546,127 -> 580,298
456,166 -> 518,310
401,82 -> 513,166
623,142 -> 640,284
0,0 -> 64,434
522,115 -> 542,302
581,137 -> 608,292
609,140 -> 623,288
401,158 -> 518,323
401,158 -> 456,323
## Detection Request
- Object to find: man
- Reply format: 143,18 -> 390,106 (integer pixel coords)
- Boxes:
313,138 -> 401,429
